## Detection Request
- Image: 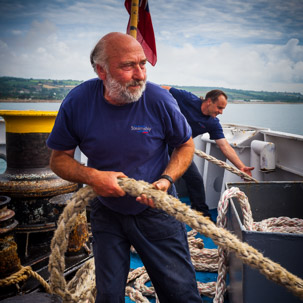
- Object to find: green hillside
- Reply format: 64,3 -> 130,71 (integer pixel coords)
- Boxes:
0,77 -> 82,101
167,85 -> 303,103
0,77 -> 302,103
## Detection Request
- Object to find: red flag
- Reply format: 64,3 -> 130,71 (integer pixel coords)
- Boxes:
125,0 -> 157,66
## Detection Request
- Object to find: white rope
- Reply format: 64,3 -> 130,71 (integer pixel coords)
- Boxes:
213,187 -> 303,302
194,148 -> 258,182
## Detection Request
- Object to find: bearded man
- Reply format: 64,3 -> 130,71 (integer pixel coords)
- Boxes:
47,32 -> 203,303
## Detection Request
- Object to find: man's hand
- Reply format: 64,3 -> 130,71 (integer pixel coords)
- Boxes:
91,171 -> 127,197
136,178 -> 171,207
50,150 -> 127,197
240,166 -> 254,177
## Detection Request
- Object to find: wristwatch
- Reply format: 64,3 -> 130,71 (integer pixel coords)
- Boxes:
159,174 -> 173,187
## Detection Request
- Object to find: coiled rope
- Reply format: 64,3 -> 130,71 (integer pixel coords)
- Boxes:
214,187 -> 253,302
48,179 -> 303,302
214,187 -> 303,302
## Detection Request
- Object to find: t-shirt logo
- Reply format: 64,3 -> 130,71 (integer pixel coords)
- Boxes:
131,125 -> 152,134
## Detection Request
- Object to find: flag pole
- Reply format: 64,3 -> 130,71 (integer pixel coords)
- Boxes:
129,0 -> 139,38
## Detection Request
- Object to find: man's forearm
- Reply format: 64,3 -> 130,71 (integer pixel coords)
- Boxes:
50,150 -> 127,197
50,150 -> 97,186
163,138 -> 194,182
216,139 -> 246,169
215,138 -> 254,177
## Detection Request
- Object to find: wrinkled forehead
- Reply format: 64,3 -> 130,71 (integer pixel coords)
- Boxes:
106,35 -> 145,63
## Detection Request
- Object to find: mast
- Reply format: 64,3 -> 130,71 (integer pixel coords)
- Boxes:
129,0 -> 139,38
125,0 -> 157,65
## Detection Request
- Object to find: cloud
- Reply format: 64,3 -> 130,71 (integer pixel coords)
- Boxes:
148,39 -> 303,93
282,39 -> 303,61
0,19 -> 95,80
0,0 -> 302,93
152,0 -> 303,45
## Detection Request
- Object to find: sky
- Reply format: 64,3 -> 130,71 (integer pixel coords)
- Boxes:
0,0 -> 303,93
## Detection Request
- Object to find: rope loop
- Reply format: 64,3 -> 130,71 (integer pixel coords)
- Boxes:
0,265 -> 51,294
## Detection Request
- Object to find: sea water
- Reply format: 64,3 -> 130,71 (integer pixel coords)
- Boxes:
219,103 -> 303,136
1,102 -> 302,135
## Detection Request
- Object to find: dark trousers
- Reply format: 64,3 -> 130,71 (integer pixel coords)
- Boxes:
182,161 -> 210,217
90,198 -> 203,303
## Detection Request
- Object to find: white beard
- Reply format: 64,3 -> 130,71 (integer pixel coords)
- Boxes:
104,73 -> 146,104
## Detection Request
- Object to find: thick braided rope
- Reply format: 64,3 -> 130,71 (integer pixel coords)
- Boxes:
66,258 -> 96,303
48,187 -> 154,303
194,148 -> 258,182
217,187 -> 254,231
117,177 -> 303,300
48,179 -> 303,301
190,247 -> 218,260
197,281 -> 217,297
188,235 -> 204,249
254,217 -> 303,234
187,229 -> 218,273
128,267 -> 147,283
48,186 -> 97,301
129,238 -> 218,296
190,248 -> 219,272
215,187 -> 303,302
194,151 -> 303,231
0,265 -> 51,293
125,286 -> 150,303
129,265 -> 217,299
131,236 -> 217,272
46,185 -> 216,301
214,187 -> 253,302
134,272 -> 155,296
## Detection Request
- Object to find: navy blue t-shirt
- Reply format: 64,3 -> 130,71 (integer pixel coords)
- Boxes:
47,79 -> 191,215
169,87 -> 225,140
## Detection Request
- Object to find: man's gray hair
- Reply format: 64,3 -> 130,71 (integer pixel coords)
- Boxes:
90,38 -> 109,74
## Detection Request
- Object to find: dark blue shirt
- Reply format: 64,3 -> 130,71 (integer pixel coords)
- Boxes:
47,79 -> 191,215
169,87 -> 225,140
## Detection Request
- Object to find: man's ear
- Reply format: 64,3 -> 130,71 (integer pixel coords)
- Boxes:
96,64 -> 106,80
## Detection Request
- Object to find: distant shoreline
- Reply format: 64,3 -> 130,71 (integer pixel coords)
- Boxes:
0,99 -> 302,104
229,101 -> 303,104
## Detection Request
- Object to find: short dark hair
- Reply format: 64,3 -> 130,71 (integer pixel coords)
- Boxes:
203,90 -> 228,103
